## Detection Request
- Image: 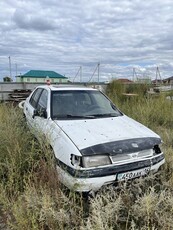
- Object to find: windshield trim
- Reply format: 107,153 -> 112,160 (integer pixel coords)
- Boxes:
50,90 -> 123,120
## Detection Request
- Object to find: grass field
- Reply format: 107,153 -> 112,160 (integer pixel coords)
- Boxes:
0,82 -> 173,229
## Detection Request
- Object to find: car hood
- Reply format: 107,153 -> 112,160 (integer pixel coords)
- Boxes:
54,115 -> 160,152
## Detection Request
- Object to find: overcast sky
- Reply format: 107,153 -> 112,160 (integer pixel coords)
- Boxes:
0,0 -> 173,82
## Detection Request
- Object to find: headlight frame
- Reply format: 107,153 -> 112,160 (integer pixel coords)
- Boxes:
82,155 -> 111,168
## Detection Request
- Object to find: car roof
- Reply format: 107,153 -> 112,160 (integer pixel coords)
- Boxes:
36,84 -> 98,91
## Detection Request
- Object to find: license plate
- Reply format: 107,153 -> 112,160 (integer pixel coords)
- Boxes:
117,167 -> 150,181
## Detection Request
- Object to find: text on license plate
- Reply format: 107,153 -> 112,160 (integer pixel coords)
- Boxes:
117,167 -> 150,181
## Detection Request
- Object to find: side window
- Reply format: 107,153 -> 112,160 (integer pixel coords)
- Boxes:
29,88 -> 43,108
37,89 -> 48,110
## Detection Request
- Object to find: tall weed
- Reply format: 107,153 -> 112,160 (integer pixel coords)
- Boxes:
1,84 -> 173,230
107,83 -> 173,129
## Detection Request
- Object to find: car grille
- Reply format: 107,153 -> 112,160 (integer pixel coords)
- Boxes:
111,149 -> 153,164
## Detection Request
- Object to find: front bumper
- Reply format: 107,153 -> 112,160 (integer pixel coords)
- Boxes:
56,153 -> 165,192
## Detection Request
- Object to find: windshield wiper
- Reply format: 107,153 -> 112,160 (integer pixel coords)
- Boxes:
53,113 -> 119,120
66,114 -> 95,119
91,113 -> 118,118
52,114 -> 95,119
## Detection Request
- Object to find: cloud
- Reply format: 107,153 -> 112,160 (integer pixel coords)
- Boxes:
13,9 -> 56,31
0,0 -> 173,81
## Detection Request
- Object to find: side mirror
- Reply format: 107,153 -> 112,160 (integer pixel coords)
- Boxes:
32,108 -> 47,119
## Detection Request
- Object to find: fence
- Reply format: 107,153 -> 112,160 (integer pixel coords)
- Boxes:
0,82 -> 107,101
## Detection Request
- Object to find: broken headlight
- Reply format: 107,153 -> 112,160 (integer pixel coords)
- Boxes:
82,155 -> 111,168
153,144 -> 162,155
71,154 -> 82,167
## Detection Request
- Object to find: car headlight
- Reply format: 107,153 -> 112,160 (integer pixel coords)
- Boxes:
153,144 -> 162,155
82,155 -> 111,168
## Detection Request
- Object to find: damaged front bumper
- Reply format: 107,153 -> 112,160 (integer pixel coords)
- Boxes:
56,152 -> 165,192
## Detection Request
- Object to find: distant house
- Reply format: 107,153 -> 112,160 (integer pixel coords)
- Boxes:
152,76 -> 173,85
136,78 -> 151,84
151,79 -> 163,85
16,70 -> 68,83
162,76 -> 173,85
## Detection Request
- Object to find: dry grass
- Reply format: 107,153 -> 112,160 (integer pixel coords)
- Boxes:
1,83 -> 173,229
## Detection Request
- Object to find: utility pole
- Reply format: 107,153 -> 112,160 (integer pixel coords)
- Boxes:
88,62 -> 100,83
73,66 -> 82,83
133,68 -> 137,82
15,63 -> 18,77
8,56 -> 12,79
98,62 -> 100,83
156,66 -> 162,85
80,66 -> 82,83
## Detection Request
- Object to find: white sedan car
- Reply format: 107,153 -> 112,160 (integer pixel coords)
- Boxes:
23,85 -> 165,192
